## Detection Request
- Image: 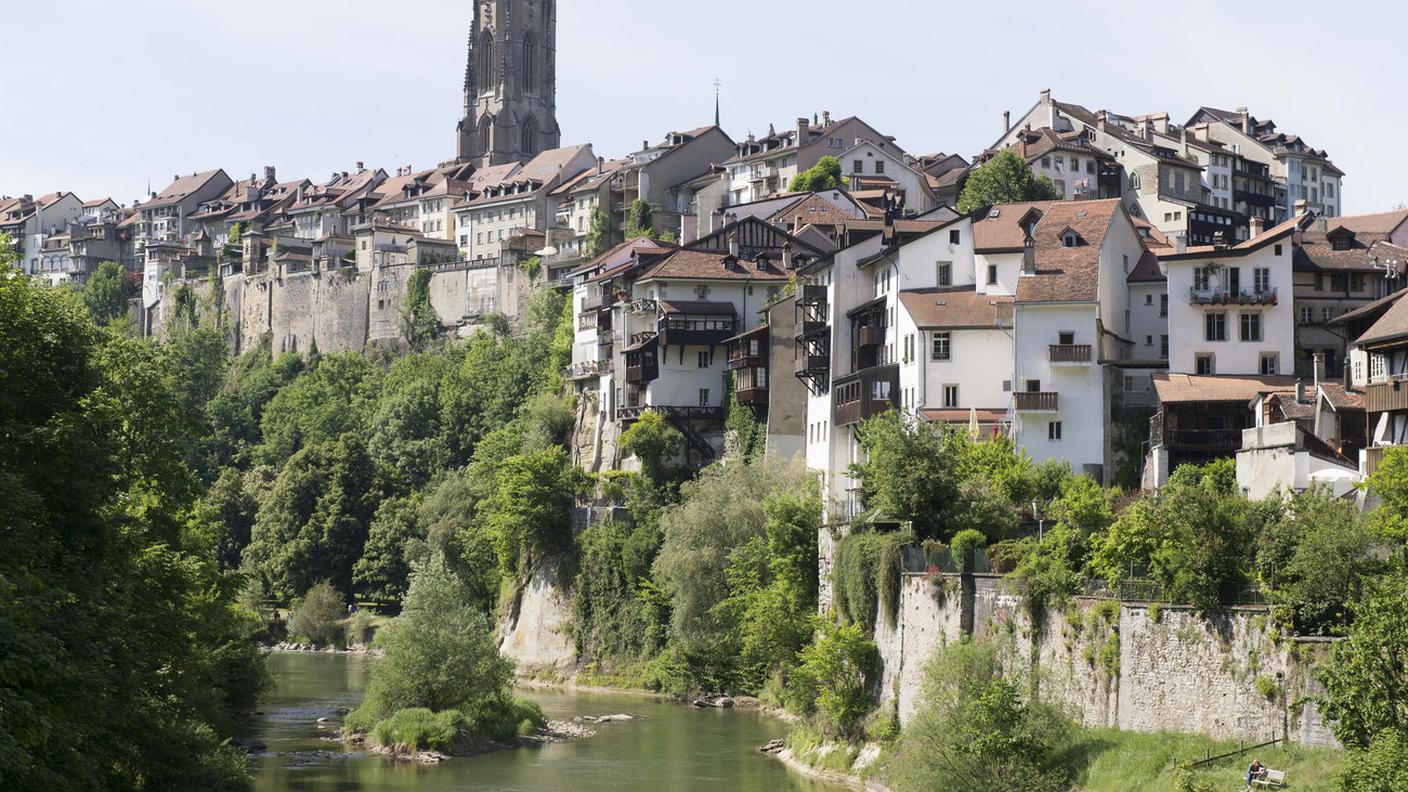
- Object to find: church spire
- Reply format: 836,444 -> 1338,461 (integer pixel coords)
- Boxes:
714,77 -> 721,127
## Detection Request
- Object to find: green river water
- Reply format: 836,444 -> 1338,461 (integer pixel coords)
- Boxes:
252,651 -> 835,791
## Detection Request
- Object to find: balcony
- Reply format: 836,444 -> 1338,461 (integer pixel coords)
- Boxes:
625,351 -> 659,384
1166,428 -> 1242,452
728,345 -> 764,371
659,317 -> 738,348
857,325 -> 885,348
795,352 -> 829,376
1367,378 -> 1408,414
797,284 -> 828,306
617,404 -> 723,423
1189,287 -> 1277,306
566,360 -> 612,381
1364,445 -> 1405,477
736,385 -> 768,405
1048,344 -> 1092,365
833,365 -> 900,427
798,319 -> 827,338
581,292 -> 605,313
1013,391 -> 1059,413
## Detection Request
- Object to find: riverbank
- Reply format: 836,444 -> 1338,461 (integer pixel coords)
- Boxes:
345,719 -> 597,765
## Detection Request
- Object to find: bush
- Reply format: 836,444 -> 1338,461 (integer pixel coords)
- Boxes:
1337,728 -> 1408,792
344,609 -> 376,648
787,619 -> 877,740
371,708 -> 463,752
885,640 -> 1078,792
950,529 -> 987,573
1254,675 -> 1280,701
288,581 -> 346,647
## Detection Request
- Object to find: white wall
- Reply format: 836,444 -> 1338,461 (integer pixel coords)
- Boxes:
1013,303 -> 1107,476
1165,243 -> 1294,375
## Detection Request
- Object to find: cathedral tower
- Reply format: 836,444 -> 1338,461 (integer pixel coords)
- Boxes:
456,0 -> 561,168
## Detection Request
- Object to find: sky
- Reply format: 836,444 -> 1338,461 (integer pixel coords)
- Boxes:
1,0 -> 1402,214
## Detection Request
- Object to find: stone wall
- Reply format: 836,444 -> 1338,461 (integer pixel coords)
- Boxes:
873,571 -> 1340,748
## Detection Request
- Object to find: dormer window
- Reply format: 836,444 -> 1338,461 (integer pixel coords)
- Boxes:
1063,231 -> 1080,248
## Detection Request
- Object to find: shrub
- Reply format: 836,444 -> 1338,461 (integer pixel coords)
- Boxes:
371,708 -> 463,752
787,619 -> 877,740
344,609 -> 376,648
288,581 -> 346,647
950,529 -> 987,573
1337,727 -> 1408,792
1255,675 -> 1280,701
832,530 -> 906,633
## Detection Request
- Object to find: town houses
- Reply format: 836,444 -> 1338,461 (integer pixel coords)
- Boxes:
9,0 -> 1404,508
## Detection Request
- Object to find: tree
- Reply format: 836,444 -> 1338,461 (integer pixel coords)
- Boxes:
786,619 -> 877,740
584,208 -> 614,258
346,554 -> 515,728
789,155 -> 844,192
354,495 -> 425,604
850,411 -> 961,539
477,446 -> 585,577
400,268 -> 440,351
288,581 -> 347,647
1318,556 -> 1408,749
619,409 -> 684,485
956,149 -> 1061,214
1257,487 -> 1379,634
886,640 -> 1078,792
1364,446 -> 1408,542
82,260 -> 131,325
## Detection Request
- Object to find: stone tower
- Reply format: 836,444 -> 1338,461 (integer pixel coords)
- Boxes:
456,0 -> 561,168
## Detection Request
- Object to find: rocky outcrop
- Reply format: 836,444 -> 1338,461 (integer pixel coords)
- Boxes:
497,561 -> 575,673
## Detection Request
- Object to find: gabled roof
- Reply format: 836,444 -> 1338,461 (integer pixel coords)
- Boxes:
1126,249 -> 1165,283
637,249 -> 789,283
973,201 -> 1058,252
1325,209 -> 1408,236
1154,373 -> 1298,404
135,170 -> 229,210
1160,213 -> 1312,260
899,286 -> 1013,330
1016,198 -> 1126,303
1355,293 -> 1408,349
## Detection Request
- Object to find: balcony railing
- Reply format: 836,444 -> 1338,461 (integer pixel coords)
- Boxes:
795,353 -> 829,376
797,284 -> 828,306
581,293 -> 605,313
617,404 -> 723,423
857,325 -> 885,348
1048,344 -> 1092,364
659,318 -> 738,348
1189,287 -> 1277,306
1364,445 -> 1403,477
1166,428 -> 1243,451
1367,379 -> 1408,414
1013,391 -> 1059,412
798,319 -> 827,338
735,386 -> 768,405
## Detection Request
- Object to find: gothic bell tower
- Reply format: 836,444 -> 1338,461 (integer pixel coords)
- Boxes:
456,0 -> 561,168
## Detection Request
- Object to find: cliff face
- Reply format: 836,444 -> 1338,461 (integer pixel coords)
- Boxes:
867,572 -> 1340,749
497,562 -> 576,675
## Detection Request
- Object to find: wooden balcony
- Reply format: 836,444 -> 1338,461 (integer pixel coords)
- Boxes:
795,353 -> 829,376
1048,344 -> 1092,364
735,386 -> 768,405
617,404 -> 723,423
857,325 -> 885,348
833,365 -> 899,427
1364,445 -> 1403,477
659,317 -> 737,348
797,284 -> 828,306
1013,391 -> 1059,413
1367,379 -> 1408,414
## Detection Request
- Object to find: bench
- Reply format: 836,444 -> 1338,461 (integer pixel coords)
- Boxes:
1252,769 -> 1286,789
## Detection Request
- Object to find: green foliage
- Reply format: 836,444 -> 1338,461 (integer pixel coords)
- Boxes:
584,208 -> 614,259
519,256 -> 542,280
348,554 -> 515,731
345,609 -> 377,648
789,156 -> 844,193
400,268 -> 440,350
950,529 -> 988,573
851,411 -> 958,538
370,707 -> 463,752
1336,728 -> 1408,792
625,199 -> 655,239
1318,556 -> 1408,749
573,519 -> 669,662
956,149 -> 1062,214
725,375 -> 766,460
82,260 -> 131,325
1364,446 -> 1408,543
619,409 -> 684,484
832,530 -> 907,633
0,267 -> 265,790
1255,675 -> 1280,700
288,581 -> 346,647
477,446 -> 585,576
787,619 -> 878,740
1257,487 -> 1379,634
255,351 -> 379,466
885,640 -> 1079,792
353,495 -> 424,603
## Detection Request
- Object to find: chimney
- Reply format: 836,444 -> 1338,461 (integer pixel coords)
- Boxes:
1237,106 -> 1251,134
1249,217 -> 1266,238
597,156 -> 605,174
822,111 -> 831,125
727,230 -> 740,258
1313,353 -> 1326,391
1316,216 -> 1329,233
782,241 -> 793,270
1294,198 -> 1309,215
1003,110 -> 1011,133
1096,111 -> 1107,132
264,165 -> 277,182
173,175 -> 179,183
356,161 -> 365,171
643,140 -> 649,151
796,116 -> 811,140
1180,128 -> 1189,158
1214,231 -> 1228,250
1021,236 -> 1036,275
1296,379 -> 1306,403
1174,232 -> 1188,255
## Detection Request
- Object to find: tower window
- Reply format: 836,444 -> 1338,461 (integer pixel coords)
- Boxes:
523,34 -> 537,92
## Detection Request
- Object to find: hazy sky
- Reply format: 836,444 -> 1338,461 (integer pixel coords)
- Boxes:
1,0 -> 1401,213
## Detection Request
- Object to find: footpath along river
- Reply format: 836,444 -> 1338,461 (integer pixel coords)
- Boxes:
252,650 -> 837,791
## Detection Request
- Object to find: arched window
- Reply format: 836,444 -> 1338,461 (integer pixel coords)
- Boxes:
521,117 -> 538,155
477,28 -> 495,89
523,34 -> 537,93
478,116 -> 493,155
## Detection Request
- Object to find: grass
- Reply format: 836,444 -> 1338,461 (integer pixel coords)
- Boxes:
1077,728 -> 1343,792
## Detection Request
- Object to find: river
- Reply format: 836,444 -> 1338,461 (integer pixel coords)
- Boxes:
252,651 -> 835,791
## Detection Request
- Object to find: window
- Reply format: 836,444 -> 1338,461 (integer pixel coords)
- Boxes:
1059,331 -> 1075,345
1145,294 -> 1153,305
1260,354 -> 1278,376
949,229 -> 960,245
1086,160 -> 1095,174
936,261 -> 951,286
853,160 -> 864,173
1161,335 -> 1169,357
943,385 -> 959,408
931,332 -> 951,361
1240,312 -> 1262,342
1194,267 -> 1211,291
1299,307 -> 1314,325
1160,294 -> 1168,317
697,351 -> 709,368
874,161 -> 885,175
1254,267 -> 1270,293
987,264 -> 998,285
1041,156 -> 1051,167
1048,421 -> 1063,441
698,388 -> 710,406
1195,354 -> 1215,375
1321,307 -> 1334,323
1274,244 -> 1283,256
694,284 -> 711,299
1205,312 -> 1227,341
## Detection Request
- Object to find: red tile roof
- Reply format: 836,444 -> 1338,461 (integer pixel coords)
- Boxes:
898,286 -> 1013,330
637,249 -> 790,282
